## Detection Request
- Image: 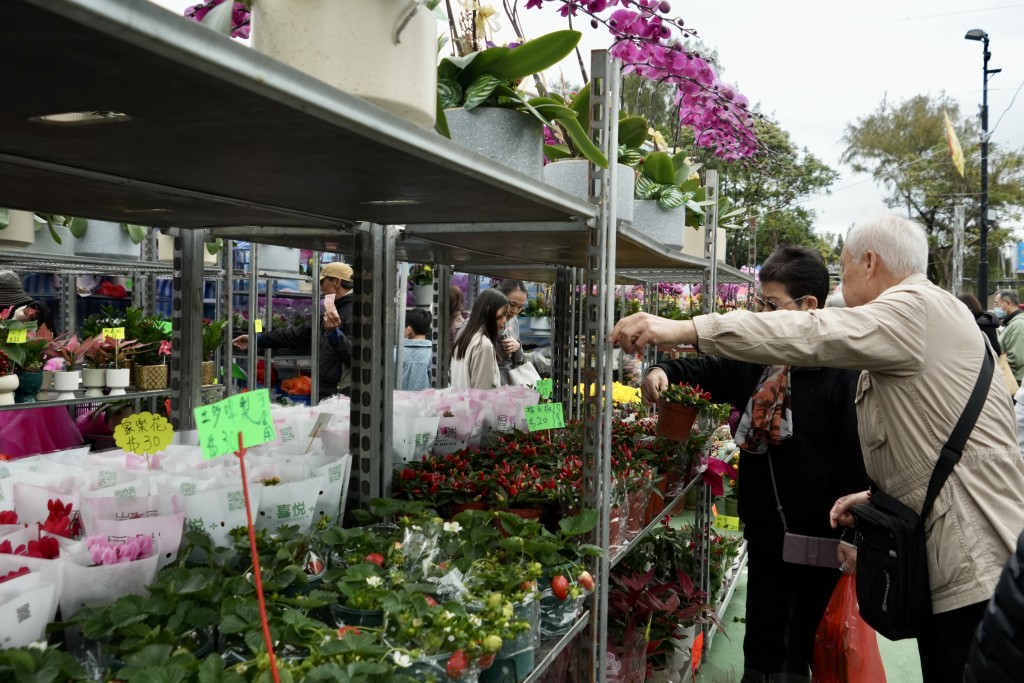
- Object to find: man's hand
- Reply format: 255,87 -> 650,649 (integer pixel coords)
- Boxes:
323,310 -> 341,332
830,490 -> 871,528
502,338 -> 521,355
641,367 -> 669,405
609,312 -> 697,354
838,540 -> 858,575
232,334 -> 249,351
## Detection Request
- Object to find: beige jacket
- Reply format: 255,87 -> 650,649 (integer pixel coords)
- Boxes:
694,274 -> 1024,613
450,331 -> 500,390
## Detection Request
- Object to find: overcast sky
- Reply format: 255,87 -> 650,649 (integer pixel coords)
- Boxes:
152,1 -> 1024,237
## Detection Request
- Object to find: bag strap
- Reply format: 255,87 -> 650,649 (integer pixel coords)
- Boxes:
920,351 -> 994,521
767,454 -> 788,533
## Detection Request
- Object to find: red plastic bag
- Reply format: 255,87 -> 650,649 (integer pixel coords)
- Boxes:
812,574 -> 887,683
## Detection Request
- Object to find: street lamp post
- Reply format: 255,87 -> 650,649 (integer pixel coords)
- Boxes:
965,28 -> 1001,303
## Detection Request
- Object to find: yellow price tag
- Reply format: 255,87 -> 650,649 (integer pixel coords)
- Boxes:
113,411 -> 174,455
254,319 -> 263,333
5,329 -> 27,344
715,514 -> 741,531
102,327 -> 126,340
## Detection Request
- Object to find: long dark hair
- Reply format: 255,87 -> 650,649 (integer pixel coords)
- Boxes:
957,293 -> 984,318
453,289 -> 507,360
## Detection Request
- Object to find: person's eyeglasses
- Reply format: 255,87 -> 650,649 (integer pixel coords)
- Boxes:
755,294 -> 810,312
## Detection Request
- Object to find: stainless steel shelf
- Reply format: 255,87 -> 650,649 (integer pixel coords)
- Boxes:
0,249 -> 224,277
2,0 -> 596,229
521,611 -> 590,683
0,389 -> 170,412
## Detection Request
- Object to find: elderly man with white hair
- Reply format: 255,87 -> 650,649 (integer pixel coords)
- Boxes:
612,214 -> 1024,683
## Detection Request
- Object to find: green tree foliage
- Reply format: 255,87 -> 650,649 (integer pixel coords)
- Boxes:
841,93 -> 1024,290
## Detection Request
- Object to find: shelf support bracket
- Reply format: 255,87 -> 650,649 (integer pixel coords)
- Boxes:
170,228 -> 207,430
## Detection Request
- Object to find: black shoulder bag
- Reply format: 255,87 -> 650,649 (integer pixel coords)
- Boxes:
850,350 -> 993,641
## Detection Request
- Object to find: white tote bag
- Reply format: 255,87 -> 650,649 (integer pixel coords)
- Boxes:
506,361 -> 542,387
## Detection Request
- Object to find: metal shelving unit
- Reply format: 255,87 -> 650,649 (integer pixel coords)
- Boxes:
1,2 -> 753,679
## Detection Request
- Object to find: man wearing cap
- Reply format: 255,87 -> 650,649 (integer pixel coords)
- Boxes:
233,262 -> 354,400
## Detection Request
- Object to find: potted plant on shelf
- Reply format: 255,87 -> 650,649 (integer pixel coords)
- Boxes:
656,382 -> 716,442
409,264 -> 434,308
523,290 -> 552,333
70,220 -> 147,260
132,316 -> 172,391
44,334 -> 102,400
202,318 -> 227,386
0,349 -> 17,406
13,329 -> 48,403
628,151 -> 707,249
103,337 -> 144,396
80,335 -> 109,398
436,30 -> 590,179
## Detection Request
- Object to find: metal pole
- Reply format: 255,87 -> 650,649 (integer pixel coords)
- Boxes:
977,34 -> 999,303
952,202 -> 965,297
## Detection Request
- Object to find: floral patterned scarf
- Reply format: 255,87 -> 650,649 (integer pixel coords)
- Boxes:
736,365 -> 793,453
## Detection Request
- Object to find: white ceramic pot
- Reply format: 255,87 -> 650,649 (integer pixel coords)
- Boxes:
542,160 -> 635,225
252,0 -> 438,129
81,368 -> 107,398
529,316 -> 552,332
38,370 -> 55,401
257,245 -> 301,273
73,220 -> 141,260
105,368 -> 131,396
444,108 -> 544,178
0,374 -> 19,406
412,284 -> 433,307
52,370 -> 80,400
632,199 -> 687,250
681,225 -> 727,261
0,210 -> 35,247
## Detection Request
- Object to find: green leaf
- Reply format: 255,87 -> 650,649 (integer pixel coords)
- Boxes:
0,208 -> 9,230
569,82 -> 591,121
525,97 -> 577,121
124,224 -> 149,244
618,116 -> 649,148
618,146 -> 645,167
219,614 -> 250,635
557,115 -> 608,168
480,30 -> 581,82
643,152 -> 676,185
462,74 -> 503,110
437,78 -> 463,110
635,176 -> 663,200
559,509 -> 598,536
657,186 -> 687,210
544,144 -> 573,161
198,654 -> 246,683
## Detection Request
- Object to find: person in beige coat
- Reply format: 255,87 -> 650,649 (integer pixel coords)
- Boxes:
450,288 -> 508,390
612,214 -> 1024,683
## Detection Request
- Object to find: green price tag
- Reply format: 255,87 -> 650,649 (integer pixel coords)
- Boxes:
715,514 -> 741,531
535,378 -> 553,400
193,389 -> 276,460
524,402 -> 565,432
5,329 -> 27,344
102,327 -> 125,340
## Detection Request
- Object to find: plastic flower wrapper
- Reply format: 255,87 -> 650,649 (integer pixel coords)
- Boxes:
0,526 -> 65,621
246,462 -> 324,534
0,570 -> 56,648
60,536 -> 159,618
12,483 -> 82,528
0,509 -> 22,538
78,495 -> 184,570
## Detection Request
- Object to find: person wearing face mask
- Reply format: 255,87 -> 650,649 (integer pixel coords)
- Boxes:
641,246 -> 868,683
993,289 -> 1024,381
233,261 -> 355,400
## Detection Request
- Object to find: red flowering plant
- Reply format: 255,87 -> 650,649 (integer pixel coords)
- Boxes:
659,382 -> 715,410
0,566 -> 29,584
41,498 -> 81,539
0,535 -> 59,560
0,510 -> 18,524
393,450 -> 490,510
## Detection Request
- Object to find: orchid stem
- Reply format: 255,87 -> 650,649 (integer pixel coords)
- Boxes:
235,432 -> 280,683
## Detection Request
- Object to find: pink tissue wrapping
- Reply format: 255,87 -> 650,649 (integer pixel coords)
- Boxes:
0,407 -> 83,458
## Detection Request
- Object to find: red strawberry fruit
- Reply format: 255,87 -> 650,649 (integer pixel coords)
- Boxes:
446,649 -> 469,678
578,571 -> 595,591
551,575 -> 569,600
365,553 -> 385,566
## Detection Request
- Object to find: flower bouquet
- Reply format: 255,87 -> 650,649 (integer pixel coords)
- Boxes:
60,533 -> 159,617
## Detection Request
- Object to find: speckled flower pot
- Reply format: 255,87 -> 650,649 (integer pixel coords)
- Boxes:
633,199 -> 686,249
542,160 -> 635,224
252,0 -> 437,128
445,107 -> 544,178
73,220 -> 140,260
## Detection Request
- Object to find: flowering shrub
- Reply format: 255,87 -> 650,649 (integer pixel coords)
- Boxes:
659,382 -> 714,409
41,498 -> 80,539
0,536 -> 59,560
86,535 -> 154,566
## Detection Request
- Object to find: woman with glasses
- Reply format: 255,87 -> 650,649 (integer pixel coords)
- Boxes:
495,279 -> 529,386
641,246 -> 869,683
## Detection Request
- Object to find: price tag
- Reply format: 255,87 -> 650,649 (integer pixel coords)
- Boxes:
5,329 -> 26,344
308,412 -> 331,438
102,327 -> 125,340
535,378 -> 553,400
194,389 -> 276,460
254,319 -> 263,333
524,402 -> 565,432
715,514 -> 741,531
113,411 -> 174,455
691,631 -> 705,676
